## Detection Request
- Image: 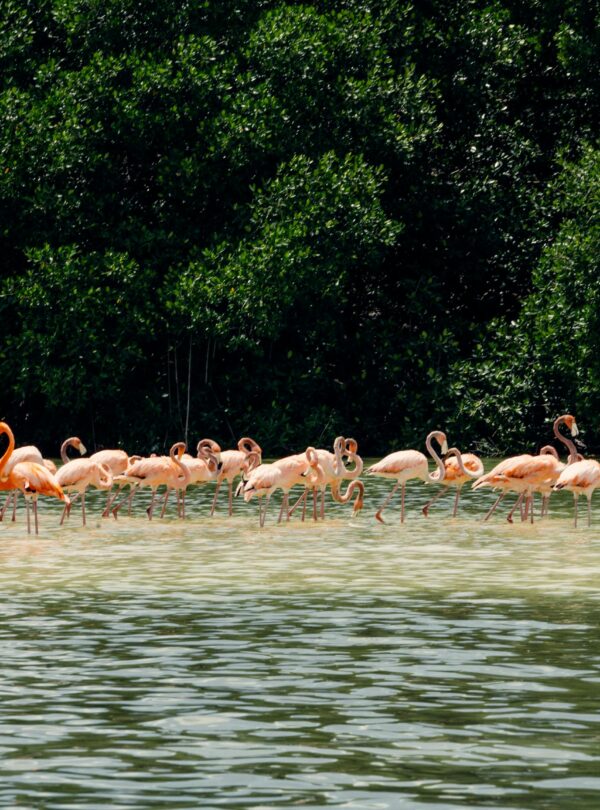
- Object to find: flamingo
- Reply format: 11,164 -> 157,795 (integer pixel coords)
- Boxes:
210,437 -> 262,516
56,438 -> 114,526
289,437 -> 364,521
242,447 -> 324,527
367,431 -> 448,523
0,444 -> 44,522
472,414 -> 579,522
89,448 -> 130,515
422,449 -> 484,517
0,423 -> 68,535
111,442 -> 191,519
179,440 -> 224,518
554,459 -> 600,527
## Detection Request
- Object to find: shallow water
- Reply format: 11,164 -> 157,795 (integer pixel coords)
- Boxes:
1,463 -> 600,809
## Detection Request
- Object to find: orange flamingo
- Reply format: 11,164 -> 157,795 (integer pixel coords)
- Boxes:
0,423 -> 68,534
422,449 -> 484,517
473,414 -> 579,522
211,437 -> 262,516
554,459 -> 600,527
367,431 -> 448,523
0,443 -> 44,522
111,442 -> 190,519
242,448 -> 324,527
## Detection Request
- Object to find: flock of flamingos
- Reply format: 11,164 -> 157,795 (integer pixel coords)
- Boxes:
0,414 -> 598,535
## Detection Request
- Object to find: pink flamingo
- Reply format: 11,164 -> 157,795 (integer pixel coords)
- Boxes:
242,448 -> 324,527
179,440 -> 224,517
0,424 -> 69,535
289,437 -> 364,520
422,449 -> 484,517
554,459 -> 600,527
90,448 -> 130,515
473,414 -> 579,522
367,431 -> 448,523
111,442 -> 190,520
211,437 -> 262,516
56,437 -> 113,526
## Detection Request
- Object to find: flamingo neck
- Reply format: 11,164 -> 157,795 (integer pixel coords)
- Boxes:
425,432 -> 446,483
0,423 -> 15,479
553,418 -> 578,464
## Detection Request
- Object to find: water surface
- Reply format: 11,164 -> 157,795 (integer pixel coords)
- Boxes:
1,467 -> 599,809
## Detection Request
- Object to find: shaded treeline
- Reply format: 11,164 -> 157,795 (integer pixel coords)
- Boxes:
0,0 -> 598,454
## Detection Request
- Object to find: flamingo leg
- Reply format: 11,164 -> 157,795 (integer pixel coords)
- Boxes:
422,487 -> 446,517
400,484 -> 406,523
59,500 -> 69,526
507,493 -> 524,523
11,492 -> 18,522
287,490 -> 307,519
320,489 -> 325,520
541,495 -> 549,518
33,497 -> 39,535
312,489 -> 318,522
301,491 -> 307,522
210,479 -> 223,517
102,485 -> 124,518
587,494 -> 592,527
529,493 -> 534,524
0,493 -> 9,521
228,481 -> 233,516
483,492 -> 504,521
260,493 -> 272,528
25,497 -> 31,535
277,492 -> 288,524
453,487 -> 462,517
160,489 -> 170,519
147,489 -> 157,520
375,481 -> 400,524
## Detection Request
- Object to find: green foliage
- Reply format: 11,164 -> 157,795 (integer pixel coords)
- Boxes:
0,1 -> 598,453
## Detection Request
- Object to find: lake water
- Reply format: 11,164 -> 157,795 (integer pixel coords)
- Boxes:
1,464 -> 599,809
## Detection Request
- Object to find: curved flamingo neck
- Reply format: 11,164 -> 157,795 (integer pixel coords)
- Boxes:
61,437 -> 81,464
540,445 -> 559,459
332,436 -> 345,476
170,442 -> 191,485
425,431 -> 447,483
446,448 -> 482,478
0,422 -> 15,478
553,417 -> 578,464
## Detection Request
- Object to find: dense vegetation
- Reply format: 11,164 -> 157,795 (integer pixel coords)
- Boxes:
1,1 -> 598,454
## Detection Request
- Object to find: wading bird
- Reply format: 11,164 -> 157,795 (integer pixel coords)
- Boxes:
56,438 -> 114,526
112,442 -> 190,520
367,431 -> 448,523
0,423 -> 68,534
242,447 -> 324,527
211,437 -> 262,517
422,448 -> 484,517
554,459 -> 600,527
473,414 -> 579,522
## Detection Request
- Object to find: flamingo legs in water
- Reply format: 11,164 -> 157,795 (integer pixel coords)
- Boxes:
483,493 -> 505,521
507,493 -> 525,523
422,487 -> 447,517
375,482 -> 400,524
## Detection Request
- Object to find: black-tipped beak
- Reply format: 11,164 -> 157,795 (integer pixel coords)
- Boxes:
217,462 -> 223,471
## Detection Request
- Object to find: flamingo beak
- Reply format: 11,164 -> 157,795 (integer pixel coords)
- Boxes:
441,439 -> 448,455
571,422 -> 579,437
79,442 -> 87,455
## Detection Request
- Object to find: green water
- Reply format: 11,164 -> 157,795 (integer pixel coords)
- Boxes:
1,467 -> 600,809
